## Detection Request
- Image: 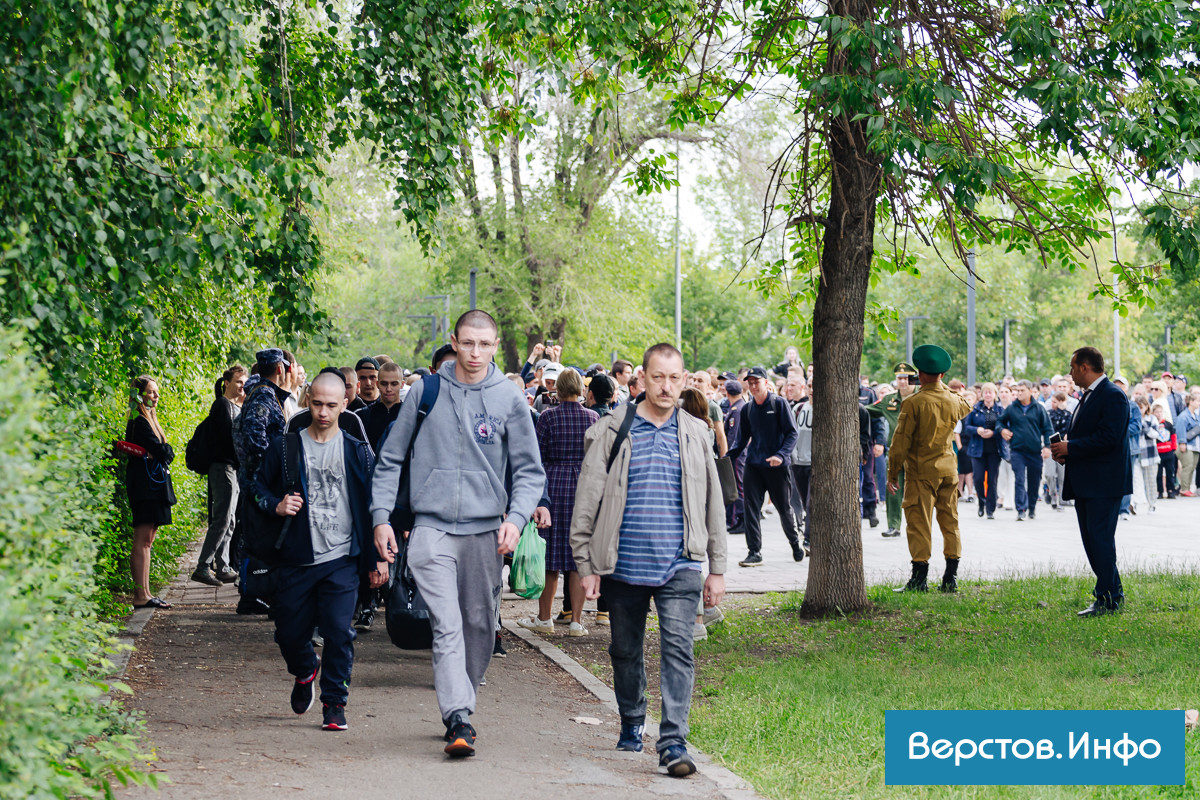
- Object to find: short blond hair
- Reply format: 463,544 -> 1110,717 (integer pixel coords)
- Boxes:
555,368 -> 583,399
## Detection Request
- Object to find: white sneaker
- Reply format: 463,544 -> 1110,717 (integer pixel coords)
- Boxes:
693,622 -> 708,641
568,621 -> 588,637
702,606 -> 724,626
517,616 -> 554,633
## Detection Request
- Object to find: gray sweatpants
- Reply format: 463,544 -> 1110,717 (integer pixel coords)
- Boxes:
406,526 -> 502,723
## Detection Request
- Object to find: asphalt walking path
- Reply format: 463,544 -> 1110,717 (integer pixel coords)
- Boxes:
117,494 -> 1199,799
729,492 -> 1200,592
116,572 -> 751,800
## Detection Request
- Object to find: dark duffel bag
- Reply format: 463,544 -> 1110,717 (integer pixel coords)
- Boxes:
384,534 -> 433,650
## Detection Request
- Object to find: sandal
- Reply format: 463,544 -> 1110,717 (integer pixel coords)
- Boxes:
133,597 -> 173,609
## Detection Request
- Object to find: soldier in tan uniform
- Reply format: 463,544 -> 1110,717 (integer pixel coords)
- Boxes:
886,345 -> 971,592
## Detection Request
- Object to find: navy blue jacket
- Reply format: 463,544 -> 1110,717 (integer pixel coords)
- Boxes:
962,402 -> 1002,459
1063,377 -> 1134,500
250,432 -> 378,572
999,399 -> 1054,454
727,393 -> 798,468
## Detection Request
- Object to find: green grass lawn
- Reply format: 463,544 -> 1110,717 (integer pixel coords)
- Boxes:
689,573 -> 1200,799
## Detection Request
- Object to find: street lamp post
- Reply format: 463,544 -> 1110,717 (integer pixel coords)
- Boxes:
407,314 -> 438,366
966,248 -> 977,386
674,140 -> 682,352
423,295 -> 450,343
1165,324 -> 1176,374
469,269 -> 477,311
1003,319 -> 1017,378
904,315 -> 929,363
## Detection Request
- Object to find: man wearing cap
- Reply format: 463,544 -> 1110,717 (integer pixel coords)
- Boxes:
348,358 -> 379,412
868,362 -> 918,538
726,366 -> 803,566
233,348 -> 296,615
534,363 -> 565,413
886,345 -> 971,593
1037,379 -> 1054,410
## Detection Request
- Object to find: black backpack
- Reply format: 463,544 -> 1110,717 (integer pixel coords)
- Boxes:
382,375 -> 439,650
242,433 -> 302,566
185,415 -> 214,475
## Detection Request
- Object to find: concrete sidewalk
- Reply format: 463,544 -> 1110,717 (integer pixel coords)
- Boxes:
726,493 -> 1200,594
117,575 -> 748,800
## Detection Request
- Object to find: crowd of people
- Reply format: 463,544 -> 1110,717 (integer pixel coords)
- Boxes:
116,322 -> 1163,770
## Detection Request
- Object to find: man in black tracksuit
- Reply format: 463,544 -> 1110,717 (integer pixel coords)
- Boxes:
727,366 -> 802,567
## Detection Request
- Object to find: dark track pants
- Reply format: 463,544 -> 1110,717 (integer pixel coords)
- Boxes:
744,463 -> 801,554
273,555 -> 359,706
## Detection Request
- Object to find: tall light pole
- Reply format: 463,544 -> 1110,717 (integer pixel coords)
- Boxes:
904,315 -> 928,363
966,248 -> 977,385
1165,324 -> 1176,374
1003,319 -> 1016,378
674,141 -> 682,352
423,294 -> 450,343
469,269 -> 477,310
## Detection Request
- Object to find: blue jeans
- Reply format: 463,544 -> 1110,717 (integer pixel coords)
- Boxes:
272,555 -> 359,706
1010,449 -> 1044,512
603,569 -> 703,750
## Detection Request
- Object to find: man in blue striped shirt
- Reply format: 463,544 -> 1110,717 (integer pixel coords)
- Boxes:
571,343 -> 728,779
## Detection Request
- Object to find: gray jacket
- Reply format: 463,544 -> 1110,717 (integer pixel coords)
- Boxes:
570,404 -> 728,577
370,361 -> 544,534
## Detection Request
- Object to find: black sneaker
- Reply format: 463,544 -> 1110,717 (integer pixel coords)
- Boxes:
1028,508 -> 1037,520
444,721 -> 477,758
868,514 -> 880,528
738,552 -> 763,567
191,567 -> 222,587
1016,511 -> 1026,522
354,608 -> 374,632
236,596 -> 270,615
291,663 -> 318,715
492,633 -> 507,658
658,744 -> 697,777
791,544 -> 805,562
321,703 -> 347,731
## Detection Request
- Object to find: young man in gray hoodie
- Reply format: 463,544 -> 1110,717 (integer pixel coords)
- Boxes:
371,310 -> 545,758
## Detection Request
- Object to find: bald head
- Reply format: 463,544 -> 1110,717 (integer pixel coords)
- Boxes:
309,372 -> 347,433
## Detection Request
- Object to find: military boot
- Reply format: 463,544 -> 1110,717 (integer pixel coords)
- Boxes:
939,558 -> 960,593
893,561 -> 929,593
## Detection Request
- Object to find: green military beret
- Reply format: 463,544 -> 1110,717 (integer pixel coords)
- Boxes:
892,361 -> 918,378
911,344 -> 952,375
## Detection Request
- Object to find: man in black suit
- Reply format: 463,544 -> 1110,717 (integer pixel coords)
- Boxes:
1050,347 -> 1133,617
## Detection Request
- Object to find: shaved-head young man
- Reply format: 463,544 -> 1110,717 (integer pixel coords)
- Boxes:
371,310 -> 545,758
248,371 -> 387,732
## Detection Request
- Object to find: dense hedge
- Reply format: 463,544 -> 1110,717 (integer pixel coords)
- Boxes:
0,330 -> 158,797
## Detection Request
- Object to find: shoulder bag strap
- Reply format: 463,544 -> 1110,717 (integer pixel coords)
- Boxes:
607,403 -> 639,472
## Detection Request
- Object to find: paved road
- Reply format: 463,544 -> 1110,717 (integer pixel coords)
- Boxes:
117,582 -> 739,800
726,494 -> 1200,594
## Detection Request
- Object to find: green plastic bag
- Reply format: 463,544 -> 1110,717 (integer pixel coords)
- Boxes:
510,521 -> 546,599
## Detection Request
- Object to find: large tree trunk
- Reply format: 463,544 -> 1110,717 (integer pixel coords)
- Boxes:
801,0 -> 880,617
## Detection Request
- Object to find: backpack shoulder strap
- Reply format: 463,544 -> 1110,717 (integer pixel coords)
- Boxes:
283,432 -> 301,492
405,374 -> 441,459
607,403 -> 638,472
